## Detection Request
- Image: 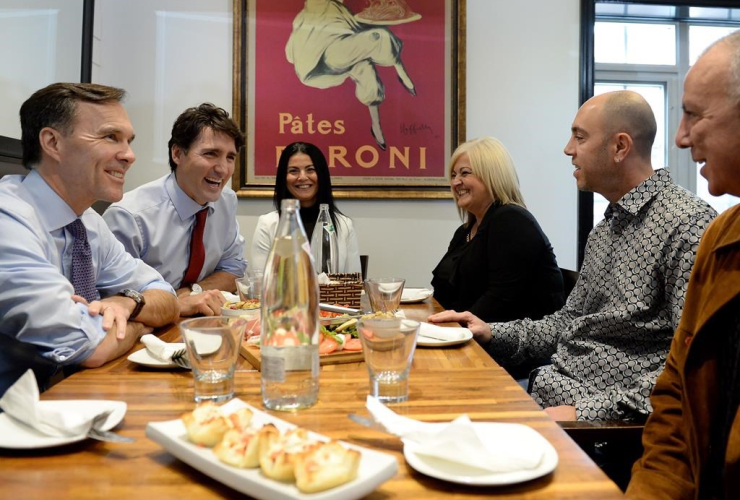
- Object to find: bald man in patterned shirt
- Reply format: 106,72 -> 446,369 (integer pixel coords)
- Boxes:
430,90 -> 716,422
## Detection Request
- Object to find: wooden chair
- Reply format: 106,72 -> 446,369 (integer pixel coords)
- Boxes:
559,419 -> 645,491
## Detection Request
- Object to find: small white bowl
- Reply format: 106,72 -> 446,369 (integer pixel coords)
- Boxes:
221,303 -> 260,317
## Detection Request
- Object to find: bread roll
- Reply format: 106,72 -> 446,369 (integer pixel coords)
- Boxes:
295,441 -> 361,493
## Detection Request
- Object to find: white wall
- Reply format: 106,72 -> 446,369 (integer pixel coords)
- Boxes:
0,0 -> 83,139
92,0 -> 580,287
467,0 -> 580,269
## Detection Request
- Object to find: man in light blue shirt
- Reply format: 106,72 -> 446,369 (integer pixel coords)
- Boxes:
104,103 -> 247,317
0,83 -> 179,379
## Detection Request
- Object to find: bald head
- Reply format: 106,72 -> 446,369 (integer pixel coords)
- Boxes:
599,91 -> 657,160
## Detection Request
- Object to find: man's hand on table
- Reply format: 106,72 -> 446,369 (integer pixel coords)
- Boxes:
73,294 -> 135,340
544,405 -> 577,421
176,289 -> 226,317
427,310 -> 492,343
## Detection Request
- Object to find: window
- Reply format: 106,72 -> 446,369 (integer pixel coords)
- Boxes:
595,22 -> 676,65
689,25 -> 739,64
594,5 -> 740,222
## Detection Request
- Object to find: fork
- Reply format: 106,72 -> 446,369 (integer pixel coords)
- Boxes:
170,348 -> 191,369
86,411 -> 135,443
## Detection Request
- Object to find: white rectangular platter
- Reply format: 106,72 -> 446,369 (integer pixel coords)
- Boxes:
146,399 -> 398,500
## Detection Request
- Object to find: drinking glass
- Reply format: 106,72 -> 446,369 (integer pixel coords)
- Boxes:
363,278 -> 405,313
357,316 -> 419,403
235,273 -> 262,302
180,316 -> 247,403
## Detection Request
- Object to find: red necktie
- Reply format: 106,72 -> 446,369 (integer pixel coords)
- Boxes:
182,208 -> 208,288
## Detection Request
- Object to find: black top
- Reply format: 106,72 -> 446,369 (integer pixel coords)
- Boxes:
699,298 -> 740,500
299,204 -> 320,241
432,202 -> 564,323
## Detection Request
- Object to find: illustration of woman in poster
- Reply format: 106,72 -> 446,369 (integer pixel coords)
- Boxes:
285,0 -> 419,151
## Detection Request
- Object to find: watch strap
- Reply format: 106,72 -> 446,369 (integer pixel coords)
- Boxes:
118,289 -> 145,319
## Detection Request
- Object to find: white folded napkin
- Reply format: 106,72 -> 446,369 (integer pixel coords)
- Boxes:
366,396 -> 546,473
221,290 -> 240,303
0,370 -> 97,437
418,322 -> 470,341
317,273 -> 331,285
140,334 -> 179,362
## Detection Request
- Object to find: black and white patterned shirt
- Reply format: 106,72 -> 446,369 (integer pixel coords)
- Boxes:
483,169 -> 717,421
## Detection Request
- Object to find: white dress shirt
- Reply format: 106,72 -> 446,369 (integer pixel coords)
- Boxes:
103,173 -> 247,289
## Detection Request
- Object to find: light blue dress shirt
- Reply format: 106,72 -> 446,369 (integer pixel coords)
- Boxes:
0,171 -> 175,365
103,173 -> 246,289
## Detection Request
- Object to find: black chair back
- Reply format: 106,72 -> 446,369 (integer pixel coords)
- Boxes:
360,255 -> 369,281
0,335 -> 63,397
560,268 -> 580,298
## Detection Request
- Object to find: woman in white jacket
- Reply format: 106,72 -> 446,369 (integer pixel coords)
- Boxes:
251,142 -> 361,275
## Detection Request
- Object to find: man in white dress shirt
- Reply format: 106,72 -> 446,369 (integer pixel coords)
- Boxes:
104,103 -> 247,317
0,83 -> 179,387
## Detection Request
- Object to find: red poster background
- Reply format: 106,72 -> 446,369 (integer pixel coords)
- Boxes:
250,0 -> 448,185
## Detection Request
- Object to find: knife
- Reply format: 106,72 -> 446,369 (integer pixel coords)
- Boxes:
347,413 -> 392,434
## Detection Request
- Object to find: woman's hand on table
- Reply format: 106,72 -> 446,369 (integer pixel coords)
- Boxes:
427,310 -> 491,343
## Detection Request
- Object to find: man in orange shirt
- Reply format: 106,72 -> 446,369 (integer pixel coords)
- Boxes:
626,30 -> 740,500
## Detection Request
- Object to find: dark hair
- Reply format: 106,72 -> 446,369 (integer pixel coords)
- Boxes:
274,142 -> 344,234
20,82 -> 126,169
168,103 -> 245,172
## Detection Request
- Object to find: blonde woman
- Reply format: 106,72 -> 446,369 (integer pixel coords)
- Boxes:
430,137 -> 564,323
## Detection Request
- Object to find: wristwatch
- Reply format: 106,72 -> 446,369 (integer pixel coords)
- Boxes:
118,288 -> 146,319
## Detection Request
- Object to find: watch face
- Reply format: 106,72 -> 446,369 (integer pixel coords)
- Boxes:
122,289 -> 143,303
120,289 -> 145,319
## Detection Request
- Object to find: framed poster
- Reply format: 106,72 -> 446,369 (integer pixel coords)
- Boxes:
233,0 -> 466,199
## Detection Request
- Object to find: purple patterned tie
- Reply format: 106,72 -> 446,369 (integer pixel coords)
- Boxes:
66,219 -> 100,303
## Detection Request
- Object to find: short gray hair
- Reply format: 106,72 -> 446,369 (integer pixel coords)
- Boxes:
705,29 -> 740,105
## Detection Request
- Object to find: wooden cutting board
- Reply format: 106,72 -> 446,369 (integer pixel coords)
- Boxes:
240,341 -> 364,370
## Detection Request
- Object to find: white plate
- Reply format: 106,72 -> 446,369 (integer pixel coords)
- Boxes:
403,422 -> 558,485
128,344 -> 185,368
400,288 -> 433,304
0,400 -> 127,449
146,399 -> 398,500
416,327 -> 473,347
355,12 -> 422,25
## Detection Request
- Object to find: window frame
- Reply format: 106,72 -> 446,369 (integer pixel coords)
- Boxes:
578,0 -> 740,268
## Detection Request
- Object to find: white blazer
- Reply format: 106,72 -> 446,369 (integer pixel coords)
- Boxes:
250,210 -> 361,275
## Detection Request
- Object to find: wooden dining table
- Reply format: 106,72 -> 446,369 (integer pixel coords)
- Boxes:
0,300 -> 624,499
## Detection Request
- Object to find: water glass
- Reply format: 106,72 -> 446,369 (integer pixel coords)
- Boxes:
364,278 -> 405,313
180,316 -> 247,403
235,273 -> 262,301
357,316 -> 419,403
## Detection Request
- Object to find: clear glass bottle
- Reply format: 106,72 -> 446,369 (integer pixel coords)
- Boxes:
260,199 -> 320,410
310,204 -> 338,274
